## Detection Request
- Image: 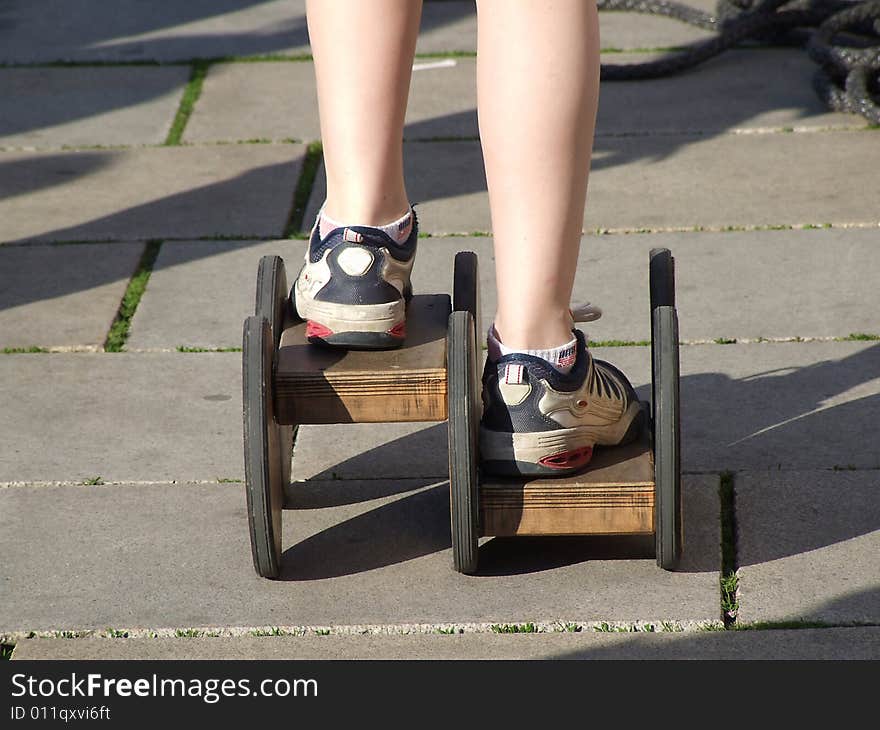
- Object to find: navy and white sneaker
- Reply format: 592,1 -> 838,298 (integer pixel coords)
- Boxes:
292,211 -> 418,349
479,329 -> 645,476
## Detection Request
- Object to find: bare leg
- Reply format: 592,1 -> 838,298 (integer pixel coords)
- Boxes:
306,0 -> 422,225
476,0 -> 600,350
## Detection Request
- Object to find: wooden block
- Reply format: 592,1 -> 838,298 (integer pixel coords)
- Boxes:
274,294 -> 451,425
480,432 -> 655,536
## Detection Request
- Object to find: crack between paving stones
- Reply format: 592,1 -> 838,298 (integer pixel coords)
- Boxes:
102,240 -> 162,352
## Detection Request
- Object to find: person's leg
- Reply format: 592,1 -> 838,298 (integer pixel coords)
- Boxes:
295,1 -> 422,348
307,0 -> 421,225
476,0 -> 599,351
476,0 -> 643,476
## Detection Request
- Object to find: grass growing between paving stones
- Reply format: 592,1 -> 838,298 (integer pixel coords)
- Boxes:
165,61 -> 209,146
2,346 -> 49,354
285,141 -> 323,237
732,619 -> 840,631
176,346 -> 242,353
491,623 -> 538,634
104,240 -> 162,352
591,339 -> 651,348
719,471 -> 739,628
1,644 -> 13,660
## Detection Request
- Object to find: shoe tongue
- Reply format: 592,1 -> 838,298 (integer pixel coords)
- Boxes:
500,362 -> 527,385
343,227 -> 364,244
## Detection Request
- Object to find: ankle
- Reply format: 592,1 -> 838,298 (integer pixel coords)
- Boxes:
322,195 -> 411,230
493,311 -> 573,352
318,202 -> 414,243
488,322 -> 579,374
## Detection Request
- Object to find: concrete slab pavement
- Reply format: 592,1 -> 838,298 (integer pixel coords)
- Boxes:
183,51 -> 862,145
0,242 -> 144,349
736,470 -> 880,625
0,66 -> 190,149
304,131 -> 880,236
126,239 -> 306,351
123,228 -> 880,352
0,477 -> 719,635
0,353 -> 242,483
0,1 -> 723,63
0,144 -> 305,244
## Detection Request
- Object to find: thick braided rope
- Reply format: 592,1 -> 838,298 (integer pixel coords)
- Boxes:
597,0 -> 880,124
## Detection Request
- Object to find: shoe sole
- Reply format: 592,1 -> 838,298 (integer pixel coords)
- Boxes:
480,400 -> 646,477
294,287 -> 406,349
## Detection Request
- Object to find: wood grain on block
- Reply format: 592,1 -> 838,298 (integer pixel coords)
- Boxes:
480,433 -> 655,536
275,295 -> 451,424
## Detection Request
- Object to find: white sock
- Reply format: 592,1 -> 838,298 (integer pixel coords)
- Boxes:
487,324 -> 579,375
318,205 -> 413,244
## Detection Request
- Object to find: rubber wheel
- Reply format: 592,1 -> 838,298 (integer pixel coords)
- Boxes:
448,309 -> 480,574
243,315 -> 284,578
254,255 -> 294,490
649,248 -> 675,311
652,306 -> 681,570
453,251 -> 480,331
650,246 -> 682,571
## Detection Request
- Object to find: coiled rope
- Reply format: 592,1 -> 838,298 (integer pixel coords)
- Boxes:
598,0 -> 880,124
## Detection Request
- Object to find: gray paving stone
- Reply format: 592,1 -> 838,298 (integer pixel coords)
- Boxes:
185,51 -> 860,144
0,477 -> 719,633
0,1 -> 727,62
305,130 -> 880,235
0,0 -> 312,63
0,145 -> 305,244
0,242 -> 144,349
0,67 -> 190,149
291,423 -> 447,482
303,141 -> 488,236
0,0 -> 476,63
184,58 -> 476,144
411,228 -> 880,345
12,627 -> 880,660
183,62 -> 320,144
0,353 -> 242,482
127,239 -> 304,351
736,470 -> 880,625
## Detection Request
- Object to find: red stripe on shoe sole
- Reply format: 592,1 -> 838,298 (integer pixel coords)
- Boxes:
306,321 -> 334,339
538,446 -> 594,470
387,321 -> 406,338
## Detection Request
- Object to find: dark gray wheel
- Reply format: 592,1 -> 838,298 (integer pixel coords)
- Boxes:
649,247 -> 681,570
453,251 -> 480,334
649,247 -> 675,311
255,255 -> 293,491
243,315 -> 284,578
448,309 -> 480,574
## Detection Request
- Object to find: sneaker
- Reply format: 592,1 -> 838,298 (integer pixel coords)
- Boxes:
479,327 -> 645,477
292,211 -> 418,349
